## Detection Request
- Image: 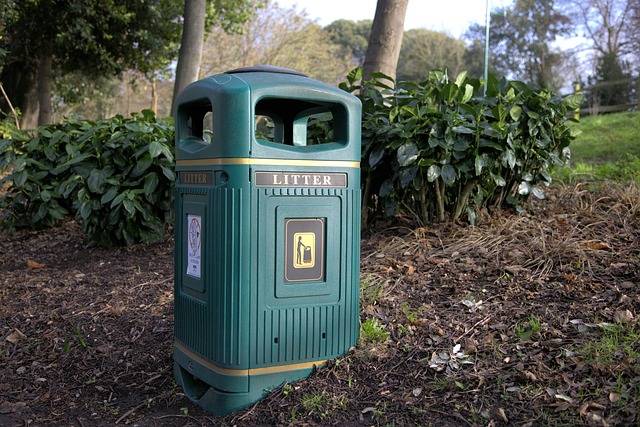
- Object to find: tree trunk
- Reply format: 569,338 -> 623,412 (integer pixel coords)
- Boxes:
362,0 -> 408,83
20,66 -> 39,130
360,0 -> 408,228
151,77 -> 158,114
0,60 -> 40,129
172,0 -> 206,113
37,42 -> 54,126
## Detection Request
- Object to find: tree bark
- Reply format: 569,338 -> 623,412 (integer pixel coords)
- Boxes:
151,77 -> 158,114
20,63 -> 40,130
0,60 -> 40,129
37,41 -> 54,126
360,0 -> 408,228
172,0 -> 206,113
362,0 -> 409,83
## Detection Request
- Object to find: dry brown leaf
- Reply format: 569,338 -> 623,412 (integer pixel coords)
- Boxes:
495,407 -> 508,422
613,309 -> 634,323
5,329 -> 26,343
26,259 -> 45,269
584,241 -> 612,251
579,402 -> 590,416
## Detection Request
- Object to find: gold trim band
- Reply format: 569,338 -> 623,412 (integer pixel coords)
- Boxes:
174,342 -> 326,376
176,158 -> 360,168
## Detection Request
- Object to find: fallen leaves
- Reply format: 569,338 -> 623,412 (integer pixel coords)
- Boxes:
26,259 -> 45,269
584,241 -> 613,251
5,329 -> 26,343
1,183 -> 638,426
428,344 -> 474,374
613,309 -> 634,323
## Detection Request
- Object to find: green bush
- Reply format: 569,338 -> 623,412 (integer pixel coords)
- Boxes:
0,110 -> 175,246
341,68 -> 583,225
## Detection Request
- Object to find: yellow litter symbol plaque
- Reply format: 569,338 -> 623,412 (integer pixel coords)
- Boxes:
293,232 -> 315,268
285,218 -> 325,282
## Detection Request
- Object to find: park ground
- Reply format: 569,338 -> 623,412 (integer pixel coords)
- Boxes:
1,178 -> 638,426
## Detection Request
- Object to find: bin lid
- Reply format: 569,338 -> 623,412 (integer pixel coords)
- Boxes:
225,64 -> 308,77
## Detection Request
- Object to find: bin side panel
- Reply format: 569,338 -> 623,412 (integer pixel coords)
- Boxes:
174,174 -> 250,370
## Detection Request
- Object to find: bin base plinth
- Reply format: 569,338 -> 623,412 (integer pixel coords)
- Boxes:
174,360 -> 320,416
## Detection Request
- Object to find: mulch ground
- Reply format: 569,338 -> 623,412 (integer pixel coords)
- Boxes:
1,181 -> 638,426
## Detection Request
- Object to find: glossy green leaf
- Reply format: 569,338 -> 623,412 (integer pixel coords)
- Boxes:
399,166 -> 417,188
518,181 -> 531,195
123,198 -> 135,216
503,150 -> 516,169
143,173 -> 159,197
451,126 -> 474,134
490,172 -> 506,186
441,164 -> 456,185
461,84 -> 474,103
379,180 -> 394,197
397,142 -> 418,167
426,164 -> 440,182
474,154 -> 491,176
101,187 -> 119,204
40,190 -> 52,202
563,93 -> 584,110
110,192 -> 126,208
509,105 -> 523,121
532,187 -> 545,199
454,71 -> 468,87
80,202 -> 92,220
14,158 -> 27,172
369,146 -> 385,168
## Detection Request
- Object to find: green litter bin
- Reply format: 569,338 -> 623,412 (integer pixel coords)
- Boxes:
172,65 -> 361,415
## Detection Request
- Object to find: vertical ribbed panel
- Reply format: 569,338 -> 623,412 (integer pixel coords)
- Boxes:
175,186 -> 246,368
258,305 -> 343,365
210,187 -> 243,366
175,297 -> 208,348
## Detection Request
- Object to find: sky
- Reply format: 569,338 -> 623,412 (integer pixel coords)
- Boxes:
274,0 -> 513,38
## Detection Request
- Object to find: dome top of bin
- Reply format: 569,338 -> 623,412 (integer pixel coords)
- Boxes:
225,64 -> 308,77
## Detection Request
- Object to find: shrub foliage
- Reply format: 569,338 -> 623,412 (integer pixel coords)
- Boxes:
1,71 -> 583,243
341,68 -> 583,225
0,110 -> 175,246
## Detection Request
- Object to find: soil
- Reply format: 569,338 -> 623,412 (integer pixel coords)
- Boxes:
1,182 -> 638,426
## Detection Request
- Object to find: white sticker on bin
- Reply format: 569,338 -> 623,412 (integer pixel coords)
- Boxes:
186,214 -> 202,279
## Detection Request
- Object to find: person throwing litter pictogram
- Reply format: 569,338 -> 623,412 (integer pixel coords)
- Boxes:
297,236 -> 305,265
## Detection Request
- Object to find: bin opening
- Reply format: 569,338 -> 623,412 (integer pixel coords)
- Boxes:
178,100 -> 214,145
255,98 -> 347,147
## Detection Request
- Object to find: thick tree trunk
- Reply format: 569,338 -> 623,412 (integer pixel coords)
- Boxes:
362,0 -> 408,83
38,43 -> 54,126
360,0 -> 409,229
20,65 -> 40,130
1,60 -> 40,129
172,0 -> 206,113
151,77 -> 158,114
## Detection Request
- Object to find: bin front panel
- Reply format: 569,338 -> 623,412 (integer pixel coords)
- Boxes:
251,165 -> 360,367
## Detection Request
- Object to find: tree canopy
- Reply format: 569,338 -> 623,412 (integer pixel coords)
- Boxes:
0,0 -> 183,127
325,19 -> 372,67
465,0 -> 573,91
199,0 -> 351,85
397,29 -> 466,82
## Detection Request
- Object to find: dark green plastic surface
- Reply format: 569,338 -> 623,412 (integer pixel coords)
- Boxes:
173,66 -> 361,415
